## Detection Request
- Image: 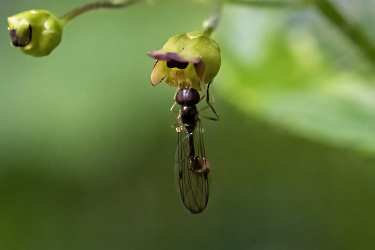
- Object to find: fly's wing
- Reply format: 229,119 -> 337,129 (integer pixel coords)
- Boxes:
174,120 -> 209,214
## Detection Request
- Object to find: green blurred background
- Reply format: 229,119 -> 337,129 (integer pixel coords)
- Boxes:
1,0 -> 375,249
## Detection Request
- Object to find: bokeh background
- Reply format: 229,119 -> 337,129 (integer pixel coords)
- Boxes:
1,0 -> 375,249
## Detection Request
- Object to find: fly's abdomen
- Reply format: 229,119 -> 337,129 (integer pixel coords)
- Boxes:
175,123 -> 209,214
176,155 -> 209,214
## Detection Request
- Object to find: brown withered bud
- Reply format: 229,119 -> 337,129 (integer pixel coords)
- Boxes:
10,25 -> 32,47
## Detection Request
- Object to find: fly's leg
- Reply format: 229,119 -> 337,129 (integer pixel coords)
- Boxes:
170,102 -> 179,113
171,117 -> 180,130
199,94 -> 205,102
200,114 -> 219,121
201,81 -> 220,121
170,87 -> 181,113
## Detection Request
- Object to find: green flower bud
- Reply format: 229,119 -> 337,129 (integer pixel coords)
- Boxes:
148,31 -> 221,91
8,10 -> 63,57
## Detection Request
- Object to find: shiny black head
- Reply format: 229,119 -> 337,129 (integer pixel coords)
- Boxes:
175,88 -> 200,107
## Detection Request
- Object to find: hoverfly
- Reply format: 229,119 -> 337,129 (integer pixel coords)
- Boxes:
172,86 -> 218,214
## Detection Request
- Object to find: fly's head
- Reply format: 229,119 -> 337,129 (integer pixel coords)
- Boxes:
175,88 -> 200,107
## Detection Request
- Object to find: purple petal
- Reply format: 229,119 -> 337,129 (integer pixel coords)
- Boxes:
194,61 -> 206,82
148,50 -> 201,64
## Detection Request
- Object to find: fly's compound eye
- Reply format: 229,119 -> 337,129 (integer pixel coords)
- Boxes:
176,88 -> 200,106
167,60 -> 189,69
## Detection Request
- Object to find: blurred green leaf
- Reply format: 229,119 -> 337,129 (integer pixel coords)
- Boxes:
216,5 -> 375,153
2,1 -> 375,250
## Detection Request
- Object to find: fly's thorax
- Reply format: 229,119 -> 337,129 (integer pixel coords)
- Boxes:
176,87 -> 200,129
179,105 -> 198,128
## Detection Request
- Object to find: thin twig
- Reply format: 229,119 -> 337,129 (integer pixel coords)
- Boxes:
315,0 -> 375,64
227,0 -> 305,9
229,0 -> 375,64
60,0 -> 139,26
203,1 -> 223,36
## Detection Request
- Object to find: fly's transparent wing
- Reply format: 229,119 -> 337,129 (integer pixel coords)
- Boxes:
174,120 -> 210,214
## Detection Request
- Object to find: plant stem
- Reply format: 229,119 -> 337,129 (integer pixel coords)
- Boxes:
315,0 -> 375,64
59,0 -> 139,27
227,0 -> 305,9
203,1 -> 223,37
